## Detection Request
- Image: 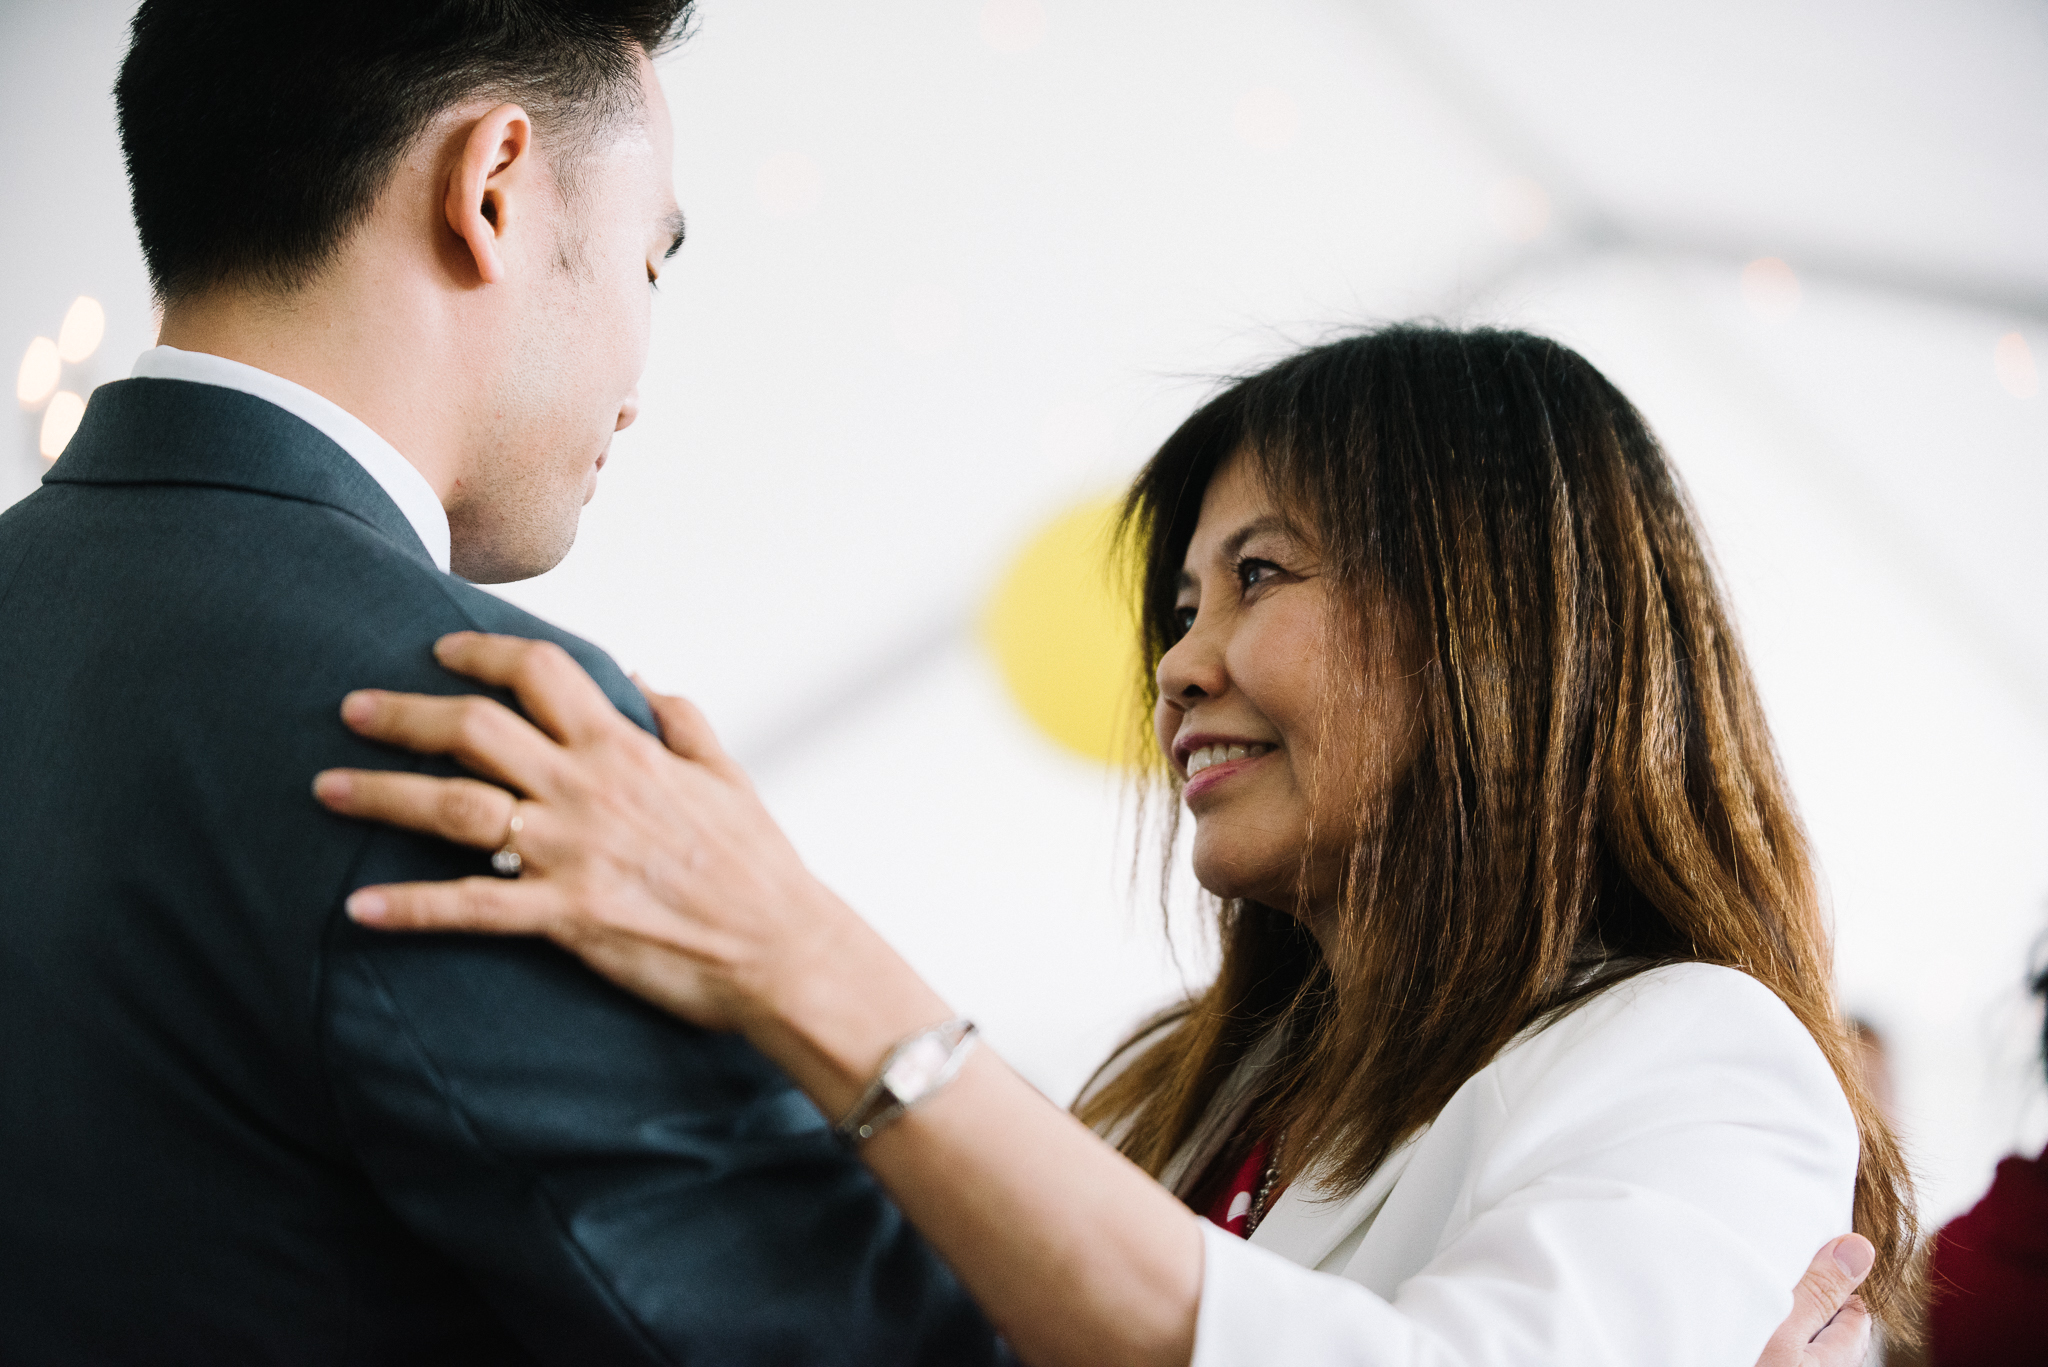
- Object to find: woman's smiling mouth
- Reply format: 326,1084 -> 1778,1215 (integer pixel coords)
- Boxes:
1179,740 -> 1278,801
1184,741 -> 1274,777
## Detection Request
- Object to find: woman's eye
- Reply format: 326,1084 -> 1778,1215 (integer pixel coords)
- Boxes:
1171,606 -> 1197,640
1237,557 -> 1280,591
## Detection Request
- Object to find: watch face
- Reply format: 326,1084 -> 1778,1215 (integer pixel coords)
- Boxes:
882,1034 -> 952,1101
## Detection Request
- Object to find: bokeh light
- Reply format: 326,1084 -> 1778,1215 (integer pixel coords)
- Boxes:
38,390 -> 85,460
982,496 -> 1145,766
1993,331 -> 2037,399
16,336 -> 59,407
1741,256 -> 1802,320
56,295 -> 104,364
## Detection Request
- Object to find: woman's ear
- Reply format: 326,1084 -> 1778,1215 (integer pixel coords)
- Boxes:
444,103 -> 533,286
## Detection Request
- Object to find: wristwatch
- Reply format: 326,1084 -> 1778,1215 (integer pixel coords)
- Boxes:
832,1017 -> 980,1146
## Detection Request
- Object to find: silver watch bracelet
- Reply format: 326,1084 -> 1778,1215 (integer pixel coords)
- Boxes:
832,1017 -> 980,1147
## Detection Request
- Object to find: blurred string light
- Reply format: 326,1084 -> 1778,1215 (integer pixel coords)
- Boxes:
982,494 -> 1144,766
1741,257 -> 1802,321
39,392 -> 85,460
979,0 -> 1046,54
57,296 -> 105,364
1993,331 -> 2037,400
16,295 -> 104,460
16,336 -> 59,407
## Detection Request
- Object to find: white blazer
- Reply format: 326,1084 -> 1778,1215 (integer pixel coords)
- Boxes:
1189,962 -> 1858,1366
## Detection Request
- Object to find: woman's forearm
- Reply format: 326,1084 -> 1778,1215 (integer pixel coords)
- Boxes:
867,1052 -> 1204,1367
744,892 -> 1204,1367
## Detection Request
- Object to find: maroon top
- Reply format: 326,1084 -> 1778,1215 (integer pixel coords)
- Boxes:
1205,1138 -> 1275,1239
1928,1144 -> 2048,1365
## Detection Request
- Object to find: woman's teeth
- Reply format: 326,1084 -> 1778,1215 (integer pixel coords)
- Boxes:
1185,743 -> 1273,778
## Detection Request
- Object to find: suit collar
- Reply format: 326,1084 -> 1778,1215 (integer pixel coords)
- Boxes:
1248,1128 -> 1427,1270
44,378 -> 436,570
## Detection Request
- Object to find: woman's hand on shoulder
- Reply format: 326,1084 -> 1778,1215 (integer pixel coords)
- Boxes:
1757,1234 -> 1875,1367
311,631 -> 906,1061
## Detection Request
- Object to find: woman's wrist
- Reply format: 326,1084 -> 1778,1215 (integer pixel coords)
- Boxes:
739,880 -> 956,1120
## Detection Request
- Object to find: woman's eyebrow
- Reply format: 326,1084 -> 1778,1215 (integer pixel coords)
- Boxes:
1218,515 -> 1288,564
1178,514 -> 1291,590
1179,512 -> 1286,590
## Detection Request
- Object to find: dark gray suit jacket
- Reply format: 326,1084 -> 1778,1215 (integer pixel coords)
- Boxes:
0,379 -> 1000,1365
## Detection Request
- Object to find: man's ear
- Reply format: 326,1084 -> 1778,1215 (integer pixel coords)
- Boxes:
445,104 -> 534,287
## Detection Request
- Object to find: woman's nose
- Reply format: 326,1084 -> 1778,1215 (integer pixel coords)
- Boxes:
1156,616 -> 1228,704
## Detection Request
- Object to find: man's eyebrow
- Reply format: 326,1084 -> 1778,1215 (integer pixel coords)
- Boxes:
660,209 -> 687,259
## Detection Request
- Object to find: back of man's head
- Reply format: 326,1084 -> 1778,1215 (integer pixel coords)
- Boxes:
117,0 -> 694,304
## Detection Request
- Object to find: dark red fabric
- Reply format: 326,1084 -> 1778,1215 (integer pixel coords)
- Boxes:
1205,1138 -> 1273,1239
1928,1144 -> 2048,1366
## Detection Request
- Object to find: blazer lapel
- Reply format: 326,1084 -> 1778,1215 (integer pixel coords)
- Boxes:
45,378 -> 435,569
1248,1128 -> 1427,1270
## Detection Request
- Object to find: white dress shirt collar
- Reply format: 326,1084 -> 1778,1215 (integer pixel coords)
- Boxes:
130,345 -> 452,574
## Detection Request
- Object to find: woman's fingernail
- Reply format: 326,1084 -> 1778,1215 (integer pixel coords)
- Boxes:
341,691 -> 375,725
346,891 -> 387,922
312,771 -> 350,802
1832,1234 -> 1875,1279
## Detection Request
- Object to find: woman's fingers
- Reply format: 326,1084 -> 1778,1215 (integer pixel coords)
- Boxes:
340,689 -> 558,792
432,633 -> 622,747
637,678 -> 735,774
314,769 -> 519,851
344,874 -> 560,936
342,867 -> 741,1031
1756,1233 -> 1874,1366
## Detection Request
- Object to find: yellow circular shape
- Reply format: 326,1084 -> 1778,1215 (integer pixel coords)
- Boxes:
982,494 -> 1147,766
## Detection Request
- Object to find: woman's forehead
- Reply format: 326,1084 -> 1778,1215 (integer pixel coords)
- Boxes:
1183,458 -> 1297,567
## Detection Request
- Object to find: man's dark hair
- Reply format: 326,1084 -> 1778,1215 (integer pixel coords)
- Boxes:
116,0 -> 694,302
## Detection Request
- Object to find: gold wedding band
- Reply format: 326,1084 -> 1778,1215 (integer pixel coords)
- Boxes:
490,804 -> 524,877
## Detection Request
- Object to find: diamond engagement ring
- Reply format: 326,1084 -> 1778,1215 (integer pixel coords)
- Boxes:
491,806 -> 524,877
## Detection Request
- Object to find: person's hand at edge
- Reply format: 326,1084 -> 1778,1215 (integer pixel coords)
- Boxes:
1757,1234 -> 1875,1367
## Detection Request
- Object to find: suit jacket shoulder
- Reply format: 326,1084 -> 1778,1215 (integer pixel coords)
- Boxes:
0,380 -> 998,1366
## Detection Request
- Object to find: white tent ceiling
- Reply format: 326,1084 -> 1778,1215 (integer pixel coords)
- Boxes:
4,0 -> 2044,1226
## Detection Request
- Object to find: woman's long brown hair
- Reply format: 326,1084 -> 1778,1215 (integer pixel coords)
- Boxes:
1077,325 -> 1920,1331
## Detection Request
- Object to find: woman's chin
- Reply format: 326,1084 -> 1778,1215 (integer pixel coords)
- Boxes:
1189,844 -> 1289,909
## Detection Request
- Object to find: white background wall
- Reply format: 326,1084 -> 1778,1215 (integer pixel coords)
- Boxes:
4,0 -> 2045,1230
